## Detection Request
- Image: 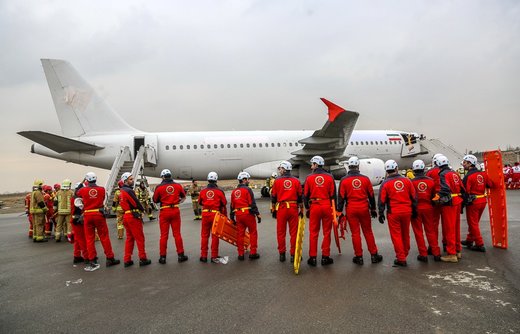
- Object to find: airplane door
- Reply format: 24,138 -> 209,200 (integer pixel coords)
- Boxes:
144,135 -> 158,166
400,133 -> 421,157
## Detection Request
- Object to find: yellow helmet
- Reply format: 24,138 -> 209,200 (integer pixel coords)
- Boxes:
62,179 -> 72,189
33,179 -> 44,187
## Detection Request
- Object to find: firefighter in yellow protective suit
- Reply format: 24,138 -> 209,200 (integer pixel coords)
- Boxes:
55,179 -> 74,242
269,172 -> 277,193
189,180 -> 202,220
30,179 -> 48,242
136,181 -> 155,221
406,169 -> 415,179
111,180 -> 125,239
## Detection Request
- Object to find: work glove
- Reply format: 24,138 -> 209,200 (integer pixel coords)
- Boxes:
271,210 -> 277,219
370,210 -> 377,219
257,215 -> 262,224
25,210 -> 29,216
378,215 -> 385,225
230,214 -> 236,225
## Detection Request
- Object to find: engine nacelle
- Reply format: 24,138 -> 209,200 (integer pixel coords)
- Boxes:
344,158 -> 385,186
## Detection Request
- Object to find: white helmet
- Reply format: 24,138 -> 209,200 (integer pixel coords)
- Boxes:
237,171 -> 251,180
74,197 -> 84,210
384,159 -> 398,171
207,172 -> 218,181
437,155 -> 449,167
279,160 -> 292,171
412,160 -> 425,171
73,182 -> 82,190
160,169 -> 172,177
310,156 -> 325,166
271,172 -> 278,178
432,153 -> 443,166
121,172 -> 132,182
347,156 -> 360,167
462,154 -> 478,166
85,172 -> 97,182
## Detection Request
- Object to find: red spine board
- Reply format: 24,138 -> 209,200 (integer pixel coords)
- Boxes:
212,212 -> 250,250
483,150 -> 508,249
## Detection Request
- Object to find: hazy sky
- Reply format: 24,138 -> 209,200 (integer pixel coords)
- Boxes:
1,0 -> 519,193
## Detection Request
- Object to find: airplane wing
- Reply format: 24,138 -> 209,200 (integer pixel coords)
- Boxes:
17,131 -> 104,153
291,98 -> 359,166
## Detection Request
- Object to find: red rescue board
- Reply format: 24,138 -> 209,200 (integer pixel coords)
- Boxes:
212,212 -> 250,250
483,150 -> 508,249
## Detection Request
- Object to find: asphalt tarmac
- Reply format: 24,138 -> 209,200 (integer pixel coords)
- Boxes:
1,190 -> 519,333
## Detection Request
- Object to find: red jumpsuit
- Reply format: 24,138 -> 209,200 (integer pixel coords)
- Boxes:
426,166 -> 443,246
304,168 -> 336,258
512,164 -> 520,190
411,174 -> 438,257
153,179 -> 186,257
119,185 -> 148,263
76,184 -> 115,261
198,184 -> 227,259
25,193 -> 33,238
230,184 -> 260,256
338,171 -> 379,257
44,192 -> 54,237
438,167 -> 465,256
378,174 -> 417,262
462,168 -> 492,247
71,196 -> 89,260
271,173 -> 302,256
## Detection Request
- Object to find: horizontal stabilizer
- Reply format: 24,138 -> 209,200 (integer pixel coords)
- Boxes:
17,131 -> 104,153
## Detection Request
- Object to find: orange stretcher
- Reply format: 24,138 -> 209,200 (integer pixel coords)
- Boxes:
483,150 -> 508,249
212,212 -> 250,250
331,202 -> 342,254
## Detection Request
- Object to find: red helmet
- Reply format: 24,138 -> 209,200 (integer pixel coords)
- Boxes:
53,183 -> 61,190
43,185 -> 52,192
117,180 -> 124,188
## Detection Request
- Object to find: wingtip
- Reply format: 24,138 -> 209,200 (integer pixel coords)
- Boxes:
320,98 -> 346,122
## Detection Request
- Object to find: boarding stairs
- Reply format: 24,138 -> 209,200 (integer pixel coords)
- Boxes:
420,138 -> 465,167
104,145 -> 157,213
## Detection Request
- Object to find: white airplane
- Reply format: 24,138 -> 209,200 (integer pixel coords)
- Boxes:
18,59 -> 431,186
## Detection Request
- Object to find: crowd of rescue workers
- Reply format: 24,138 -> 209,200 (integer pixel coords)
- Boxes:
25,154 -> 518,271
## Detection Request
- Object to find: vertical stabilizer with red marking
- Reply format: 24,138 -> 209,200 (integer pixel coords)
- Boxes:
320,98 -> 346,123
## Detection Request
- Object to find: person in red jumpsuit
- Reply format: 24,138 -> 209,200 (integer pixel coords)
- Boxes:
503,164 -> 512,189
230,172 -> 261,260
271,161 -> 303,263
76,172 -> 120,271
71,182 -> 89,264
303,156 -> 336,266
337,156 -> 383,265
43,185 -> 54,238
198,172 -> 227,263
152,169 -> 188,264
426,153 -> 444,253
410,160 -> 440,262
378,160 -> 417,267
461,155 -> 493,252
436,156 -> 465,263
513,162 -> 520,190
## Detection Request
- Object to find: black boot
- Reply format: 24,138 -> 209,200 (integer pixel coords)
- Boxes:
321,256 -> 334,266
417,255 -> 428,263
200,257 -> 208,263
371,253 -> 383,264
73,256 -> 84,264
307,257 -> 317,267
238,255 -> 245,261
433,255 -> 442,262
461,240 -> 474,248
106,258 -> 121,267
139,258 -> 151,267
178,253 -> 188,262
124,260 -> 134,268
469,244 -> 486,252
249,253 -> 260,260
158,256 -> 166,264
393,259 -> 407,267
279,253 -> 286,262
353,256 -> 364,265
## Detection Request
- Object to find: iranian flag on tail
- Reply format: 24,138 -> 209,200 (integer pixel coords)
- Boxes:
387,133 -> 401,141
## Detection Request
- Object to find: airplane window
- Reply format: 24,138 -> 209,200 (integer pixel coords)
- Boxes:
277,143 -> 281,147
360,142 -> 363,145
265,143 -> 268,147
246,144 -> 250,148
220,144 -> 224,148
227,144 -> 231,148
173,145 -> 176,150
295,142 -> 298,146
234,144 -> 237,148
187,145 -> 190,149
194,145 -> 197,149
166,145 -> 169,150
200,144 -> 204,149
375,142 -> 378,145
283,143 -> 286,147
384,141 -> 388,145
289,143 -> 292,147
355,141 -> 359,145
350,142 -> 353,145
180,145 -> 184,150
370,141 -> 373,145
240,144 -> 243,148
253,143 -> 256,148
213,144 -> 217,149
271,143 -> 275,147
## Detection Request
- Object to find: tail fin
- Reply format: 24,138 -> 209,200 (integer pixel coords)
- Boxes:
41,59 -> 136,137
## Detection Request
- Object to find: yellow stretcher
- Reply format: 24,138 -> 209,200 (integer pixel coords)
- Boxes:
212,212 -> 250,250
294,214 -> 305,275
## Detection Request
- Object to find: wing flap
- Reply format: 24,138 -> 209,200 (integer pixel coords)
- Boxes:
17,131 -> 104,153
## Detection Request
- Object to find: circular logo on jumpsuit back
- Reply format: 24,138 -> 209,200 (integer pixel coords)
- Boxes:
418,181 -> 428,192
452,174 -> 460,184
166,185 -> 175,194
283,180 -> 293,189
315,176 -> 325,186
234,191 -> 241,199
477,174 -> 484,185
207,190 -> 215,199
88,188 -> 98,198
394,180 -> 404,191
352,178 -> 362,189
